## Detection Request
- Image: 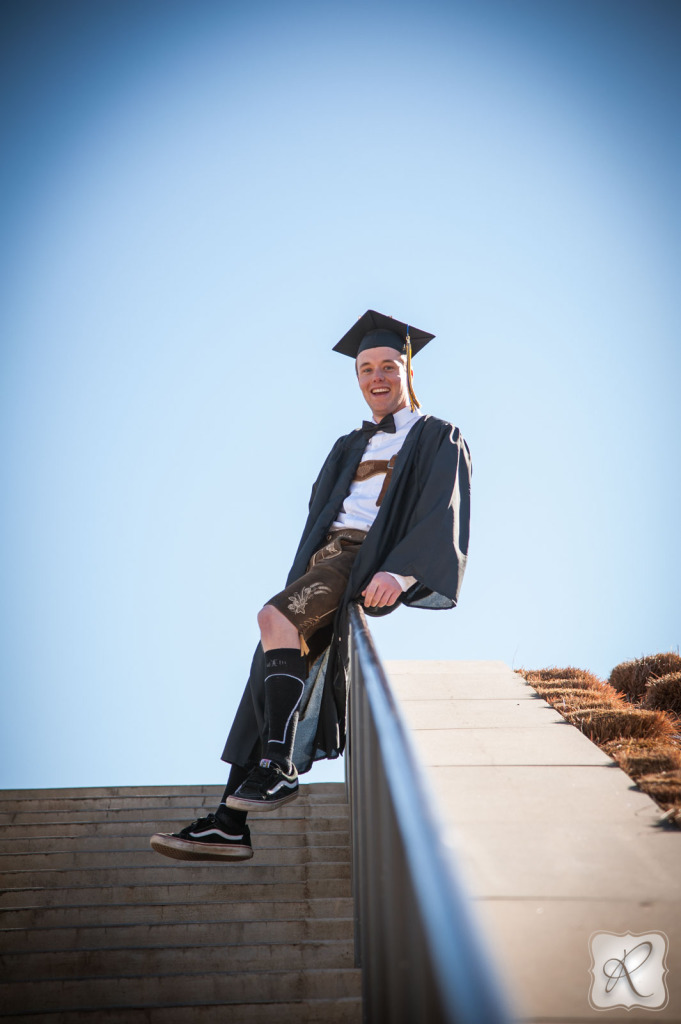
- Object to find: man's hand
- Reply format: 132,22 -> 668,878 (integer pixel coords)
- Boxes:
362,572 -> 402,609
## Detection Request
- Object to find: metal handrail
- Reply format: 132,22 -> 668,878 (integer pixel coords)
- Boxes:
346,604 -> 512,1024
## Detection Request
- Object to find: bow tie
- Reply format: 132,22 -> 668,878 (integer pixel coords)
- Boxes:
361,414 -> 396,437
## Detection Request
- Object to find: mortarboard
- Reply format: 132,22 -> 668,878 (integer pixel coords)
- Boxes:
333,309 -> 435,412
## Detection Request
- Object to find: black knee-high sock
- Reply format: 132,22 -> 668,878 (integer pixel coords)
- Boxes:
217,763 -> 250,831
264,647 -> 306,774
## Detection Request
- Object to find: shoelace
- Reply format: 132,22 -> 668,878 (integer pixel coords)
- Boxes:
247,762 -> 295,789
181,813 -> 217,833
249,764 -> 278,785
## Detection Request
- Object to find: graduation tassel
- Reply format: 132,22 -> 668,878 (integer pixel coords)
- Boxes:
405,330 -> 421,412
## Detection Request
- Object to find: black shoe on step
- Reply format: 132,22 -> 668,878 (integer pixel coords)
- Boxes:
150,814 -> 253,861
226,758 -> 299,812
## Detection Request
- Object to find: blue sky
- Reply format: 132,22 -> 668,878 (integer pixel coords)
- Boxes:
1,0 -> 679,790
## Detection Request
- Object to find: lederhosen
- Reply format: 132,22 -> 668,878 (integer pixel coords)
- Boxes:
266,455 -> 397,652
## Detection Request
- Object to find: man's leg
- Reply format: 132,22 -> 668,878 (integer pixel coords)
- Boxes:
152,531 -> 365,853
150,619 -> 304,856
259,606 -> 307,774
225,606 -> 306,811
227,534 -> 365,811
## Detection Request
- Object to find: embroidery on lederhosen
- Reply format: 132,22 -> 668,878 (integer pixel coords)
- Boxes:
287,582 -> 332,617
353,454 -> 397,506
308,537 -> 342,569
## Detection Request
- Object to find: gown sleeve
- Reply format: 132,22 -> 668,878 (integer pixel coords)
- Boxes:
380,424 -> 472,608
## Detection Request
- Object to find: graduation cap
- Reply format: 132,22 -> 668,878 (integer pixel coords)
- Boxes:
333,309 -> 435,412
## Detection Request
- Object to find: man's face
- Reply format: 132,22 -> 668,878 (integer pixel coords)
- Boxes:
356,346 -> 410,420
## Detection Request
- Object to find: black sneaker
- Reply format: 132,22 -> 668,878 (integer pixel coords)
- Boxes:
225,758 -> 299,812
150,814 -> 253,862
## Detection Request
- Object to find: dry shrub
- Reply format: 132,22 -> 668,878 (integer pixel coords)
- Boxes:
543,689 -> 620,712
565,708 -> 675,745
542,687 -> 610,701
521,667 -> 604,689
609,652 -> 681,703
635,770 -> 681,808
532,677 -> 603,692
642,672 -> 681,717
534,679 -> 622,700
602,738 -> 681,777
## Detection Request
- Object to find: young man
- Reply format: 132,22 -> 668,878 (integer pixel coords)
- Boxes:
151,310 -> 471,862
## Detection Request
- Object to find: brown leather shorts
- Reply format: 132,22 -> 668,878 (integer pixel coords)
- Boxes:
266,529 -> 366,645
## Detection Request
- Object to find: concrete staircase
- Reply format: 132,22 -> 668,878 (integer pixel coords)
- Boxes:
0,782 -> 361,1022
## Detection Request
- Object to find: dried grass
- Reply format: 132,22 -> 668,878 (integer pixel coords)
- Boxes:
520,666 -> 604,689
609,652 -> 681,703
641,672 -> 681,717
520,659 -> 681,824
542,689 -> 619,712
532,679 -> 622,700
565,708 -> 675,744
602,738 -> 681,778
635,770 -> 681,808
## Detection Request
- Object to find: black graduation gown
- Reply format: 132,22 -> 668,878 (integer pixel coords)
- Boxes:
221,414 -> 472,773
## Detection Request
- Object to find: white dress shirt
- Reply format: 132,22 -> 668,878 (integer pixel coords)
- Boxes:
332,405 -> 421,591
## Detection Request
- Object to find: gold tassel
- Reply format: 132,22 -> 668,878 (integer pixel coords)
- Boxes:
299,633 -> 310,657
405,332 -> 421,412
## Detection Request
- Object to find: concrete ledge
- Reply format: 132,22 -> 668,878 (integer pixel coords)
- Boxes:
386,659 -> 681,1024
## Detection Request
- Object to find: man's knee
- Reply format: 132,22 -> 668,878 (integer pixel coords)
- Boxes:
258,603 -> 300,651
257,604 -> 280,633
258,603 -> 295,636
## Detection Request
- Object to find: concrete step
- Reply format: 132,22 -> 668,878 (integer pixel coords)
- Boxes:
0,938 -> 355,980
0,896 -> 355,930
0,783 -> 346,800
0,877 -> 352,909
0,804 -> 350,825
0,790 -> 347,814
0,997 -> 362,1024
0,844 -> 351,870
0,780 -> 360,1021
3,814 -> 350,839
0,829 -> 350,855
0,915 -> 354,952
0,859 -> 351,890
0,967 -> 362,1014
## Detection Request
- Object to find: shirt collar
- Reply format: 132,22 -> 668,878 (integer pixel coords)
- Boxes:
392,405 -> 422,429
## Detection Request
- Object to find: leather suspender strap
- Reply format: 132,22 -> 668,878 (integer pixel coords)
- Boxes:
352,456 -> 397,507
375,455 -> 397,506
353,459 -> 389,481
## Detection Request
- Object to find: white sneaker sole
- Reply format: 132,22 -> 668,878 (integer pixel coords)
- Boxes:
149,833 -> 254,861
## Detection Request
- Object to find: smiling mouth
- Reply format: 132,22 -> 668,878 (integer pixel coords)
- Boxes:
370,387 -> 390,395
